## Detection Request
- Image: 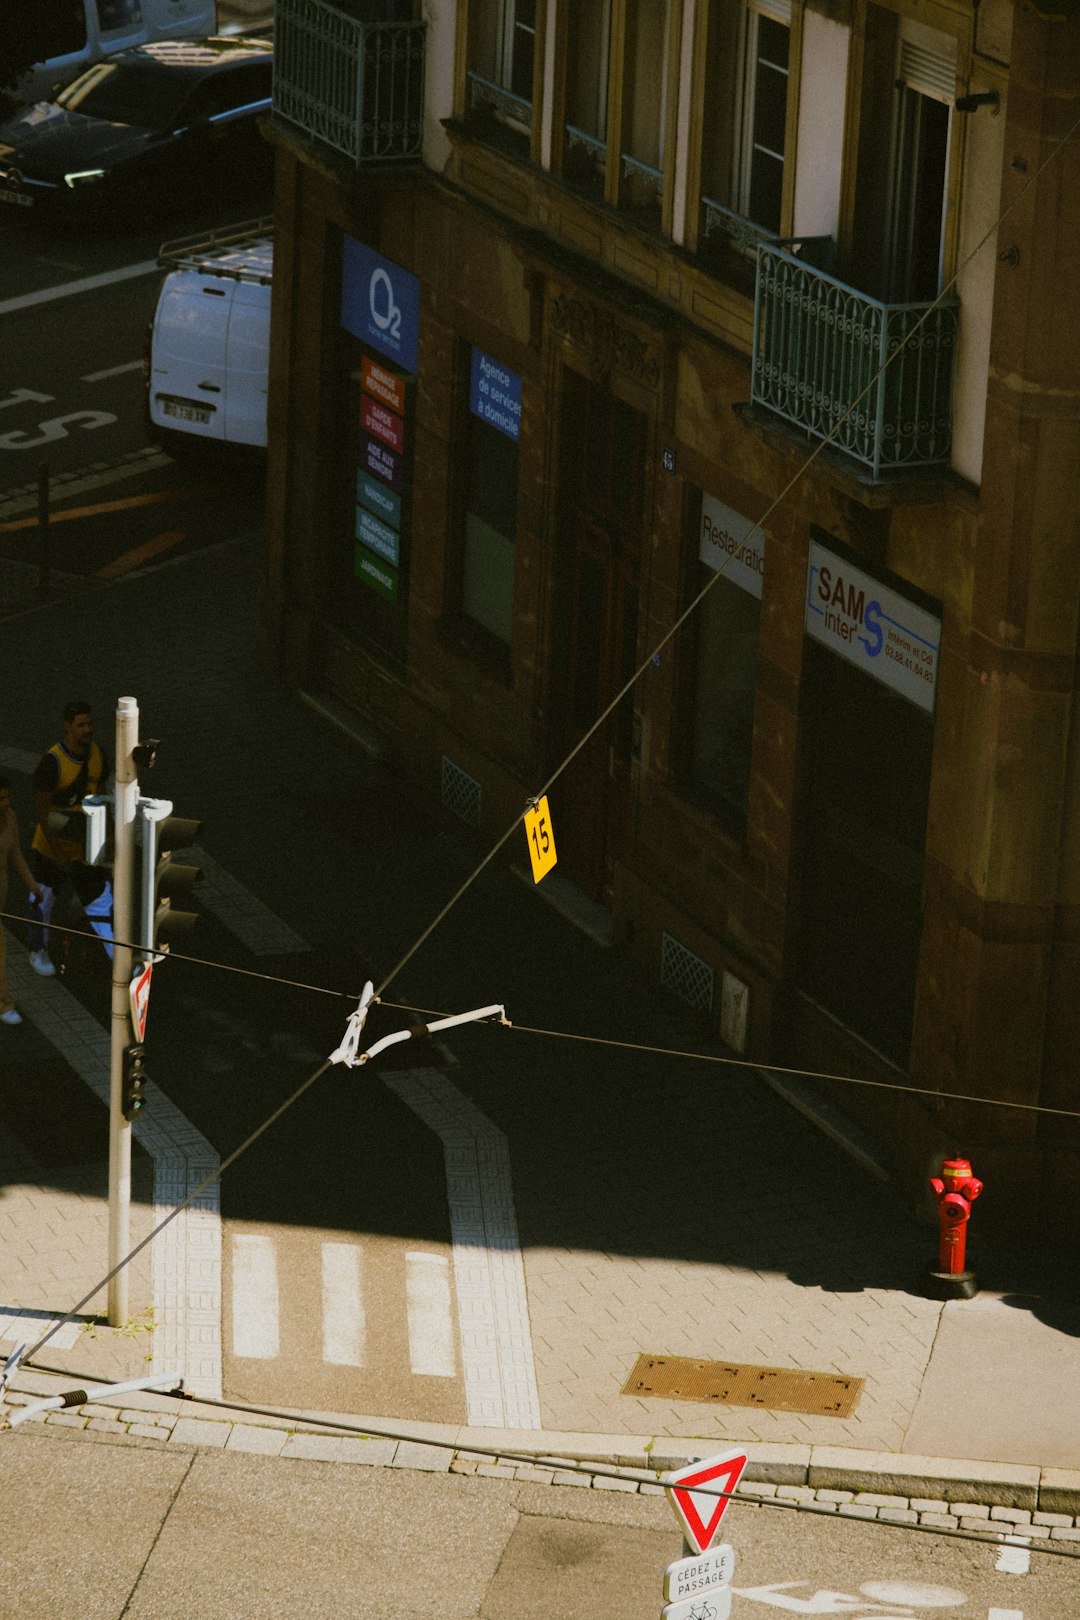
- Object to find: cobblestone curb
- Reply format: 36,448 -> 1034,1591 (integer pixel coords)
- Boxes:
4,1382 -> 1080,1537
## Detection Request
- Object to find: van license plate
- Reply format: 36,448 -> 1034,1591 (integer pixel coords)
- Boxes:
162,400 -> 213,425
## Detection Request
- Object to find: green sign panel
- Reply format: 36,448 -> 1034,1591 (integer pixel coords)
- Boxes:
355,545 -> 398,602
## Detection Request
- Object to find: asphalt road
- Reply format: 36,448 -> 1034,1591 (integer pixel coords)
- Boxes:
5,1422 -> 1070,1620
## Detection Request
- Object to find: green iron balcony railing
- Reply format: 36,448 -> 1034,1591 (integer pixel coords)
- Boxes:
274,0 -> 426,164
751,242 -> 959,479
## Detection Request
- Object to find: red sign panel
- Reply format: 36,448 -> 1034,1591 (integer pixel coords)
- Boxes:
663,1451 -> 748,1555
361,355 -> 406,416
361,394 -> 404,454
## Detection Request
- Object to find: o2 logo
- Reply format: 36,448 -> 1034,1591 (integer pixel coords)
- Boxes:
368,268 -> 402,342
342,236 -> 420,372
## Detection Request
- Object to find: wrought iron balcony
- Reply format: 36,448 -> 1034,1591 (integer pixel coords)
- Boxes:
751,243 -> 958,479
274,0 -> 426,165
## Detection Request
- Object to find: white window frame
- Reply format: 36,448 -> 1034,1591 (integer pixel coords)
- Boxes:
735,0 -> 792,231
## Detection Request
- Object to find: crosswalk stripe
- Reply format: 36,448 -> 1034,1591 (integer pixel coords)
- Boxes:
405,1251 -> 456,1378
321,1241 -> 366,1368
231,1234 -> 280,1359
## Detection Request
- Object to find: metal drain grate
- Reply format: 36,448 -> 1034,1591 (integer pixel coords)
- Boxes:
441,756 -> 482,827
622,1354 -> 864,1418
661,932 -> 715,1013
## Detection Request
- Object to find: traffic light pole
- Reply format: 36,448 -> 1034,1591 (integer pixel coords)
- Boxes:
108,696 -> 139,1327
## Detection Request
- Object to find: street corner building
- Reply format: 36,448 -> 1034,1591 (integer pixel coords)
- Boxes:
258,0 -> 1080,1247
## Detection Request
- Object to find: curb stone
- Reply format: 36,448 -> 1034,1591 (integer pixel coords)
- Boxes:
4,1375 -> 1080,1524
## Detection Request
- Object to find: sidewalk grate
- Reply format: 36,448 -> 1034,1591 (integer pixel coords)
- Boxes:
622,1354 -> 864,1417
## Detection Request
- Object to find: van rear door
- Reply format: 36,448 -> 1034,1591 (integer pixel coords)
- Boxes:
149,275 -> 231,442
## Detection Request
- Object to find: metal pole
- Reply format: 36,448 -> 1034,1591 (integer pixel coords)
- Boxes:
108,696 -> 138,1326
36,461 -> 50,597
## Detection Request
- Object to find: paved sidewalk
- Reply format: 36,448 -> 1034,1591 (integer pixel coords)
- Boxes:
2,535 -> 1079,1513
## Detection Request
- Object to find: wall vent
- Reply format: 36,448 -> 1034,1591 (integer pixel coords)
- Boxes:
660,932 -> 715,1014
441,756 -> 482,827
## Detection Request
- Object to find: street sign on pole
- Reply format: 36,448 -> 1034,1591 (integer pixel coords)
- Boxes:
129,961 -> 153,1043
663,1544 -> 735,1604
661,1588 -> 732,1620
662,1450 -> 748,1555
523,794 -> 557,883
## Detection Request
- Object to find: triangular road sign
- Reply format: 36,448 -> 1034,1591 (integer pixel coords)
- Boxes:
129,961 -> 153,1044
663,1449 -> 748,1554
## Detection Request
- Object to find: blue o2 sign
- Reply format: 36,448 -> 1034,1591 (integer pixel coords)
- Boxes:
341,237 -> 421,374
470,347 -> 522,441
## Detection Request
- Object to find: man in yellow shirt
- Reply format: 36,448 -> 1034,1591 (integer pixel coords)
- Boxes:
28,700 -> 111,976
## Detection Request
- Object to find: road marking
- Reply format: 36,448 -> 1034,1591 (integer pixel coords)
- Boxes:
0,388 -> 54,412
994,1545 -> 1030,1575
81,360 -> 143,383
988,1610 -> 1025,1619
0,447 -> 172,520
384,1069 -> 542,1428
405,1251 -> 456,1377
0,489 -> 197,535
97,528 -> 186,579
0,1307 -> 80,1351
231,1234 -> 280,1359
0,260 -> 159,318
321,1242 -> 366,1368
2,934 -> 222,1397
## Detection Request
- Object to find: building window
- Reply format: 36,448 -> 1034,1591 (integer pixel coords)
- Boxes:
684,493 -> 763,828
620,0 -> 670,215
561,0 -> 673,217
699,0 -> 792,258
467,0 -> 537,146
884,36 -> 954,301
738,5 -> 790,233
847,12 -> 955,303
459,346 -> 522,646
563,0 -> 612,195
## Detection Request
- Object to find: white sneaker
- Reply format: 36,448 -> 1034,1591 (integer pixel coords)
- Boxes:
0,1008 -> 22,1025
29,950 -> 55,977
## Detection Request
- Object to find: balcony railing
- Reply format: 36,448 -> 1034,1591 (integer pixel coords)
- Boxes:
467,69 -> 531,132
274,0 -> 426,164
702,194 -> 780,258
752,243 -> 958,479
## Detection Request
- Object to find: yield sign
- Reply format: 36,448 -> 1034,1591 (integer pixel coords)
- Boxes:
129,961 -> 153,1043
663,1449 -> 748,1554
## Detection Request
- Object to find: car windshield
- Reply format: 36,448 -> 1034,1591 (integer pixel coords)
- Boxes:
57,61 -> 193,129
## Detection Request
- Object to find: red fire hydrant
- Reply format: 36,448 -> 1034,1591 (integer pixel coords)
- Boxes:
929,1156 -> 983,1292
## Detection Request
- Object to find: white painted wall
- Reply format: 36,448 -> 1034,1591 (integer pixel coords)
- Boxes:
422,0 -> 456,172
949,90 -> 1005,486
792,10 -> 849,242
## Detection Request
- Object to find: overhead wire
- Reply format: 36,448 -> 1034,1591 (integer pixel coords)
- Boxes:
4,92 -> 1079,1418
6,905 -> 1080,1123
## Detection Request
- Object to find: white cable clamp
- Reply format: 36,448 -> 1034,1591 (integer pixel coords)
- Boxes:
329,980 -> 377,1068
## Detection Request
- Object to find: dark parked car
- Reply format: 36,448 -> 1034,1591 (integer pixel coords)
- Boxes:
0,36 -> 272,223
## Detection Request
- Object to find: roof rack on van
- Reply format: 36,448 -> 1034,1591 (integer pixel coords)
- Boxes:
157,217 -> 274,282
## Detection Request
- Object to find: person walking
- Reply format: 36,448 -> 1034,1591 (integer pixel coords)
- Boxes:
27,700 -> 112,976
0,775 -> 45,1025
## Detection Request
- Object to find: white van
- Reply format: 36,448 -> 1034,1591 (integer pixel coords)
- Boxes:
144,217 -> 272,454
18,1 -> 220,102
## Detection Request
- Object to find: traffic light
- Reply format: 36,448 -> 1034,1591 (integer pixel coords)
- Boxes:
135,796 -> 203,958
122,1043 -> 147,1118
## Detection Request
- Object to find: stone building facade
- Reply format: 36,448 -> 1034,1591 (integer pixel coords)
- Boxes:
261,0 -> 1080,1243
